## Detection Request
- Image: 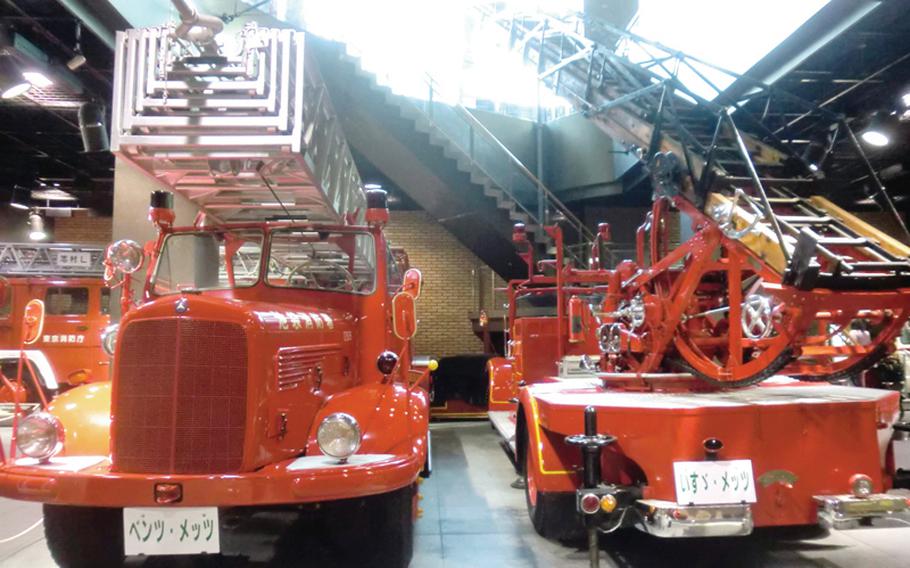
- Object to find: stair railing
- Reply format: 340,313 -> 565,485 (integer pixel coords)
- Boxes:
341,42 -> 594,263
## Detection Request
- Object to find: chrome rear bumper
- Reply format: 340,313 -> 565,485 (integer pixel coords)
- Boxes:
814,494 -> 909,530
634,500 -> 753,538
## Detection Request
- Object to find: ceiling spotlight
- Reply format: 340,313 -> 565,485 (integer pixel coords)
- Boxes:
67,21 -> 86,71
28,211 -> 47,241
861,129 -> 890,147
22,71 -> 53,89
901,92 -> 910,109
66,54 -> 86,71
861,113 -> 893,148
1,78 -> 30,99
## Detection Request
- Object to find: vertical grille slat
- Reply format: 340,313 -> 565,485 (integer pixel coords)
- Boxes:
113,319 -> 247,474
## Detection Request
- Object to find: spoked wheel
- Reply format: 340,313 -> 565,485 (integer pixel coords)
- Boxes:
648,201 -> 794,386
670,258 -> 795,387
788,310 -> 907,383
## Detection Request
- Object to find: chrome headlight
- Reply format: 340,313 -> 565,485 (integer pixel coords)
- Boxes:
106,239 -> 144,274
317,413 -> 361,462
16,412 -> 63,461
101,323 -> 119,357
850,474 -> 874,498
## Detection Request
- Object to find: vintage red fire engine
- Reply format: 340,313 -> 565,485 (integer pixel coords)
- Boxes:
0,243 -> 111,401
0,190 -> 431,566
489,202 -> 910,552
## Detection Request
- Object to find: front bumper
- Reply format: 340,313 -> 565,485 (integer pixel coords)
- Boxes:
0,453 -> 421,508
814,494 -> 910,530
634,500 -> 753,538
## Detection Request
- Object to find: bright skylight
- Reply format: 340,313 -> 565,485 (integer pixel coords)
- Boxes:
625,0 -> 830,100
257,0 -> 830,111
273,1 -> 581,115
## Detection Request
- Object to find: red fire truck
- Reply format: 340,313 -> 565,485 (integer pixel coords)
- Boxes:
0,243 -> 110,401
0,13 -> 431,567
484,11 -> 910,564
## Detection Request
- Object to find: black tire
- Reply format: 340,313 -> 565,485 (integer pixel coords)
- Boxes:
323,484 -> 415,568
43,504 -> 124,568
795,343 -> 890,384
521,421 -> 583,542
672,347 -> 795,388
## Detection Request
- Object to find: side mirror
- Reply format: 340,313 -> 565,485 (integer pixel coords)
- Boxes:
402,268 -> 422,299
392,292 -> 418,340
22,299 -> 45,345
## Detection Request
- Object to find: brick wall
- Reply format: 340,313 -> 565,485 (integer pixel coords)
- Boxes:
54,213 -> 113,244
384,210 -> 506,357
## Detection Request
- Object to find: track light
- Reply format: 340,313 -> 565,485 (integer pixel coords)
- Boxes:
861,112 -> 893,148
66,22 -> 86,71
78,102 -> 109,153
22,71 -> 53,88
28,211 -> 47,241
0,76 -> 30,99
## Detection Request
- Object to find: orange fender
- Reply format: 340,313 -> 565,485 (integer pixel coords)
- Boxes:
48,382 -> 111,457
305,383 -> 429,476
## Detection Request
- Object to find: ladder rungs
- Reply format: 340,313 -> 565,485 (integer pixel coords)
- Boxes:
777,216 -> 832,224
817,237 -> 869,246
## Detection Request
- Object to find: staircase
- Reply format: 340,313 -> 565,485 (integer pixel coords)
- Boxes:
479,8 -> 910,282
308,37 -> 592,278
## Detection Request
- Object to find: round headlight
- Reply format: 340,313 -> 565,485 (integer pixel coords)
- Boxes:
317,412 -> 361,462
101,323 -> 119,357
106,239 -> 144,274
16,412 -> 63,461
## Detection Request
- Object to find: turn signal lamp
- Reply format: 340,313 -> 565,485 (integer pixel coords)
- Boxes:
427,359 -> 439,372
850,474 -> 873,499
600,494 -> 617,513
377,351 -> 399,375
580,493 -> 600,515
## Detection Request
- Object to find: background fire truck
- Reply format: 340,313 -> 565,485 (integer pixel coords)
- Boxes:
0,242 -> 109,401
484,11 -> 910,566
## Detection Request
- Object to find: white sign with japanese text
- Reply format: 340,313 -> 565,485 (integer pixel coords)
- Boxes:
673,459 -> 757,505
124,507 -> 219,555
55,251 -> 92,268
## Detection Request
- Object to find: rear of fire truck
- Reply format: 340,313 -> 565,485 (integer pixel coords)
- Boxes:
484,10 -> 910,563
0,7 -> 430,567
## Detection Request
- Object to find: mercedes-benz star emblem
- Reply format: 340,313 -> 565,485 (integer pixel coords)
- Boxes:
175,297 -> 189,314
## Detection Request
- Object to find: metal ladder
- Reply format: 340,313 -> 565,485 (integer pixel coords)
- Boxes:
0,242 -> 106,277
479,7 -> 910,283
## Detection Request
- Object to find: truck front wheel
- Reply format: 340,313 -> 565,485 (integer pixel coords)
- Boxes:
43,504 -> 124,568
323,483 -> 416,567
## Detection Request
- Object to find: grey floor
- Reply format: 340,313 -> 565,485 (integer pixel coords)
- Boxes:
1,422 -> 910,567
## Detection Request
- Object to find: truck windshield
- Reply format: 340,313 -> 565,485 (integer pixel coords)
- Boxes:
152,230 -> 264,295
267,230 -> 376,294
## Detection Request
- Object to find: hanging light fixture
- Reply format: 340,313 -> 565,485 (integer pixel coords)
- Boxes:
860,112 -> 894,147
28,210 -> 47,241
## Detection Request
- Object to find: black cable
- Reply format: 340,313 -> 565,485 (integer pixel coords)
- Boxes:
255,161 -> 295,222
